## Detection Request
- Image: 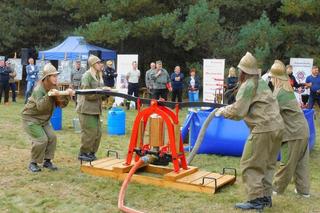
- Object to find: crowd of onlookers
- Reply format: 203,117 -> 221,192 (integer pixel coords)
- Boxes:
1,55 -> 319,110
0,58 -> 17,104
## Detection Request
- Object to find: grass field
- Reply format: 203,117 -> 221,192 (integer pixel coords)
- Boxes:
0,98 -> 319,213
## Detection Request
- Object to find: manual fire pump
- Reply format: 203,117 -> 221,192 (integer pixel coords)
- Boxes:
125,100 -> 188,173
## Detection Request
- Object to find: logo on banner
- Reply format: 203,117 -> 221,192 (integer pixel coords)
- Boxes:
296,71 -> 305,81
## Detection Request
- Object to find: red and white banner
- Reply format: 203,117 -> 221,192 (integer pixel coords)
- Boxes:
203,59 -> 225,103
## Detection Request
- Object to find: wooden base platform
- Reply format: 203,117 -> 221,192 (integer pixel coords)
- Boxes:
80,157 -> 236,194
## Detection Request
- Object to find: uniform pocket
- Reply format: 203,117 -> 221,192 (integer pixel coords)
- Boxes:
25,122 -> 45,139
241,134 -> 254,162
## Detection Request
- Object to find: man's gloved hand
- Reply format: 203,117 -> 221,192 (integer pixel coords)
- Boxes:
215,107 -> 225,117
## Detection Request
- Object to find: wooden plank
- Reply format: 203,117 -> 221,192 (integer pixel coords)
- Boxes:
80,158 -> 236,194
164,166 -> 198,181
94,159 -> 125,169
206,175 -> 236,188
191,172 -> 223,185
82,157 -> 115,167
144,164 -> 173,175
112,163 -> 134,173
112,161 -> 147,173
177,171 -> 211,184
80,165 -> 120,179
126,173 -> 214,194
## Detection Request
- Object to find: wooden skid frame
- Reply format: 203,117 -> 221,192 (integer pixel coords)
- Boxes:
80,157 -> 236,194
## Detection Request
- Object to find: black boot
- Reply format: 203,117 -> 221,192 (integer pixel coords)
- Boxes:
78,153 -> 93,162
88,152 -> 97,161
235,197 -> 265,210
262,196 -> 272,207
29,162 -> 41,172
43,159 -> 58,171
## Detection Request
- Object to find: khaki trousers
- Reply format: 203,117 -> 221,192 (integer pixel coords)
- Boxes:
78,113 -> 102,154
240,129 -> 283,200
273,139 -> 310,194
23,121 -> 57,164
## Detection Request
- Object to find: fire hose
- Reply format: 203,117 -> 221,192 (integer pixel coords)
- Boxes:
187,108 -> 219,165
118,155 -> 158,213
75,89 -> 225,109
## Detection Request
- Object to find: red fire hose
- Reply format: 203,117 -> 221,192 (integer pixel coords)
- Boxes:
118,156 -> 157,213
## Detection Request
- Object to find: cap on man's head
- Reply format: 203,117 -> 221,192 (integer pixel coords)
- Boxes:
156,60 -> 162,65
0,56 -> 5,61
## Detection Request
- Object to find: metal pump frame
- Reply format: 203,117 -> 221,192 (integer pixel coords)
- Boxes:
125,100 -> 188,173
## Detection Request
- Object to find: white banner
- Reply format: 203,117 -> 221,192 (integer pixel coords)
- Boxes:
290,58 -> 313,97
115,54 -> 138,105
203,59 -> 225,103
290,58 -> 313,84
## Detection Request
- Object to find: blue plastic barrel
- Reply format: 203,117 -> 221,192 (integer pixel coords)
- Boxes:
50,107 -> 62,131
303,109 -> 316,150
182,108 -> 316,156
107,107 -> 126,135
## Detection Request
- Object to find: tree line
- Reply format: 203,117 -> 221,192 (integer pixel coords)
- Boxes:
0,0 -> 319,75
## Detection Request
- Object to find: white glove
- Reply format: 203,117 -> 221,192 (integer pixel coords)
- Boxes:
215,107 -> 225,117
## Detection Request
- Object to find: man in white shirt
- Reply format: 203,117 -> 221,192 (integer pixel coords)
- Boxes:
126,61 -> 140,97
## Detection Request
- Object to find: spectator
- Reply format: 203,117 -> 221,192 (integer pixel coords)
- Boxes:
103,60 -> 117,88
145,62 -> 156,98
22,63 -> 72,172
225,66 -> 238,104
0,57 -> 12,105
102,60 -> 117,109
7,60 -> 17,102
286,65 -> 304,89
305,65 -> 320,109
185,68 -> 201,102
216,52 -> 284,210
76,55 -> 104,162
71,60 -> 85,89
126,61 -> 140,97
270,60 -> 310,198
151,60 -> 171,100
171,65 -> 184,102
25,58 -> 39,104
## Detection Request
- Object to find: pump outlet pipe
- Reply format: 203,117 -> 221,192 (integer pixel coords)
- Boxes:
187,108 -> 218,165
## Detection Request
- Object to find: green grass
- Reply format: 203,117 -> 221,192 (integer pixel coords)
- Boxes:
0,98 -> 319,213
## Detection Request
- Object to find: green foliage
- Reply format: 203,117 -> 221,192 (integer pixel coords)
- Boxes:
1,0 -> 320,72
173,0 -> 220,51
236,12 -> 283,70
280,0 -> 320,17
76,15 -> 131,44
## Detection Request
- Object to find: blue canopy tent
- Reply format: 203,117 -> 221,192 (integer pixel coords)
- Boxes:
38,36 -> 116,61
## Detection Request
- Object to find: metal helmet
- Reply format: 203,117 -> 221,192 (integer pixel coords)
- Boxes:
41,63 -> 59,81
88,54 -> 101,67
237,52 -> 260,75
270,60 -> 288,80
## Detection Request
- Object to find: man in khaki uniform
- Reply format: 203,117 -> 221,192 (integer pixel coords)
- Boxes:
22,63 -> 72,172
270,60 -> 310,197
216,52 -> 284,210
76,55 -> 104,161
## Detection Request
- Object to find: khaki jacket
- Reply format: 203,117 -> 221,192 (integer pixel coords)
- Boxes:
222,78 -> 284,133
76,69 -> 103,115
274,88 -> 309,141
22,84 -> 69,125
